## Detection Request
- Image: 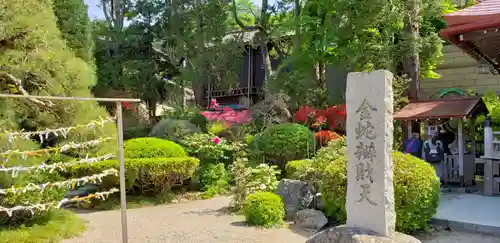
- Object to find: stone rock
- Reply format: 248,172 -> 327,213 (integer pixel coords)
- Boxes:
276,179 -> 314,220
306,226 -> 422,243
294,209 -> 328,230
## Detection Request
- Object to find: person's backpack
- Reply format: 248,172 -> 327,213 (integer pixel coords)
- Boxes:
425,141 -> 443,163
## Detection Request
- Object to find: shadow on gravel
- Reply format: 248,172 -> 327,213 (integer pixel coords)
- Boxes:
183,206 -> 234,217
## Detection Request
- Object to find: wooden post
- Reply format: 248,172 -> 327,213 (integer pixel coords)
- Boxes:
458,118 -> 465,187
407,121 -> 413,139
470,118 -> 476,157
116,102 -> 128,243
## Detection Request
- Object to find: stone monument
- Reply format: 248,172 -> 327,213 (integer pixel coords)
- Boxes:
306,70 -> 421,243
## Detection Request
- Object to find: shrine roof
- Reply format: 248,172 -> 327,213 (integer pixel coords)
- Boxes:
393,97 -> 488,120
440,1 -> 500,74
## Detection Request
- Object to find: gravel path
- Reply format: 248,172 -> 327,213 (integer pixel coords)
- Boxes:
63,197 -> 500,243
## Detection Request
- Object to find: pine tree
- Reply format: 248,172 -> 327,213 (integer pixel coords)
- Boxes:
0,0 -> 115,226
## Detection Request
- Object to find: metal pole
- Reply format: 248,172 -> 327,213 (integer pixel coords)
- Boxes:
116,102 -> 128,243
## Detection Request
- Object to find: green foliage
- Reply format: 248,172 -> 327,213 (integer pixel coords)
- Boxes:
67,157 -> 200,195
0,210 -> 86,243
181,133 -> 245,165
149,119 -> 201,142
124,137 -> 187,159
230,158 -> 281,211
482,90 -> 500,123
312,137 -> 347,172
250,123 -> 315,170
199,163 -> 230,199
243,191 -> 285,228
52,0 -> 93,62
318,152 -> 440,233
285,159 -> 312,180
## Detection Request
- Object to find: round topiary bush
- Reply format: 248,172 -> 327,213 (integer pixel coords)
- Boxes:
243,191 -> 285,228
124,137 -> 187,158
318,151 -> 440,233
249,123 -> 315,170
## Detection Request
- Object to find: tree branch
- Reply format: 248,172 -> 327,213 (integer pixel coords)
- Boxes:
0,72 -> 53,107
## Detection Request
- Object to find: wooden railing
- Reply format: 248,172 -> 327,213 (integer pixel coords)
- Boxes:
205,86 -> 262,98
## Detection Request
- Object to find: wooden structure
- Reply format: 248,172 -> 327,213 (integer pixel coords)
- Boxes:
440,0 -> 500,75
203,30 -> 287,107
394,97 -> 489,187
477,115 -> 500,196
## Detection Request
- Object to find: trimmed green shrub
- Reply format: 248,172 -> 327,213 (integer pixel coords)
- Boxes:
124,137 -> 187,159
67,157 -> 199,195
319,152 -> 440,233
243,191 -> 285,228
149,118 -> 200,142
313,137 -> 347,171
285,159 -> 312,180
249,123 -> 315,170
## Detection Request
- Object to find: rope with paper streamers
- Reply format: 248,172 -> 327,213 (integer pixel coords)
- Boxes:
0,118 -> 120,218
0,154 -> 115,177
0,137 -> 113,162
0,169 -> 118,195
0,188 -> 119,217
1,117 -> 115,144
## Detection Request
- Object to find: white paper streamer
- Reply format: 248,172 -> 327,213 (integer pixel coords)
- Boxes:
0,169 -> 118,195
0,188 -> 119,217
0,137 -> 114,160
2,117 -> 115,144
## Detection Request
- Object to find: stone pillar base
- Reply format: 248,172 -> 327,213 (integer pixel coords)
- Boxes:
306,225 -> 421,243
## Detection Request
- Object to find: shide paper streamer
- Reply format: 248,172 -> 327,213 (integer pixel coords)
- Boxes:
0,154 -> 116,177
0,169 -> 118,195
1,117 -> 115,144
0,117 -> 121,218
0,137 -> 114,162
0,188 -> 119,217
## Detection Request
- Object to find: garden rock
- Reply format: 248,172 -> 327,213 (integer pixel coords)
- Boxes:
306,226 -> 422,243
294,209 -> 328,231
276,179 -> 315,220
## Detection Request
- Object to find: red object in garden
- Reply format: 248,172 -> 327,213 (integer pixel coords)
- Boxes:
315,130 -> 342,146
122,101 -> 137,112
295,106 -> 317,125
200,109 -> 251,124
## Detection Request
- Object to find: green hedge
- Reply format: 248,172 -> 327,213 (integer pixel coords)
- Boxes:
318,152 -> 440,233
243,191 -> 285,228
67,157 -> 199,195
249,123 -> 315,171
124,137 -> 187,159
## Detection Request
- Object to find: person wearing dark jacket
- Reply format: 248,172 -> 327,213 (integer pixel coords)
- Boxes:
403,133 -> 422,158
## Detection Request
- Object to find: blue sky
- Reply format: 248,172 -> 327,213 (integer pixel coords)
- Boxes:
84,0 -> 273,19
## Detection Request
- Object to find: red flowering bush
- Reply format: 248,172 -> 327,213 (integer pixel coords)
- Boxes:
315,131 -> 342,146
295,106 -> 316,125
295,105 -> 346,132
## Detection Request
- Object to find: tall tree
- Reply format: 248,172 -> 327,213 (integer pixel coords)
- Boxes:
52,0 -> 94,62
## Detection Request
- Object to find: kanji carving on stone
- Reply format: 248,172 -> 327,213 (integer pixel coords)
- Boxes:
357,184 -> 377,205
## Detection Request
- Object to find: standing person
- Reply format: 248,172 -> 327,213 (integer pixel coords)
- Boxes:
403,133 -> 422,158
424,133 -> 444,181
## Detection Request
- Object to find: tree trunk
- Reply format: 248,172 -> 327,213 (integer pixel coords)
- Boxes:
402,0 -> 421,139
193,0 -> 205,106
